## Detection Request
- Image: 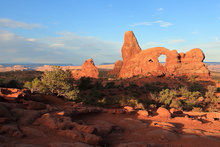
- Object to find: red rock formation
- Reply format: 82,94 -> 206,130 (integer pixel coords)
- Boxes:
115,31 -> 210,79
72,58 -> 99,79
108,60 -> 123,76
121,31 -> 141,61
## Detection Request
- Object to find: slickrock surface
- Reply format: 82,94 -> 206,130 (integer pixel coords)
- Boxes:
0,88 -> 220,146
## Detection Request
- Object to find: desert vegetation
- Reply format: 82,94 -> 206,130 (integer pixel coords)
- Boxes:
6,68 -> 215,112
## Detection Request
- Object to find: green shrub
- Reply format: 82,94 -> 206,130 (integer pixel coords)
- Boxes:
169,99 -> 183,110
205,85 -> 216,99
158,89 -> 177,106
25,66 -> 79,100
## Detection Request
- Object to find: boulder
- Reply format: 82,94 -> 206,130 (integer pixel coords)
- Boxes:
72,58 -> 99,79
156,107 -> 171,118
93,120 -> 117,136
120,118 -> 148,131
123,106 -> 135,114
137,110 -> 149,118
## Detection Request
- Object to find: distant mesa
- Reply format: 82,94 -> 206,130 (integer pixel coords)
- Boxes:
108,30 -> 211,79
0,65 -> 28,72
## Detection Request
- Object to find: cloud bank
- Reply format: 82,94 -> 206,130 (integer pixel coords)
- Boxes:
0,18 -> 42,29
0,30 -> 122,65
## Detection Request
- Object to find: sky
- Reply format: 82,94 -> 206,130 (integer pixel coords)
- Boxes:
0,0 -> 220,65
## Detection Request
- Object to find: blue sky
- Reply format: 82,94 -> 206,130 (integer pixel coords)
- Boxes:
0,0 -> 220,65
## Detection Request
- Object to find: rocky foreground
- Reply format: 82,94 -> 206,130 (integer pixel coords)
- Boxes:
0,88 -> 220,147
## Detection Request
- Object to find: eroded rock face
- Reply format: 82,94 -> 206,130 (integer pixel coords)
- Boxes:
121,31 -> 141,61
112,31 -> 210,79
108,60 -> 123,76
72,58 -> 99,79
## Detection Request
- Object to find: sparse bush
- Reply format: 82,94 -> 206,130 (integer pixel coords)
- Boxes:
7,80 -> 22,89
205,85 -> 216,99
158,89 -> 177,106
119,95 -> 144,109
188,82 -> 205,93
77,77 -> 92,90
192,107 -> 203,112
169,99 -> 183,110
105,81 -> 115,88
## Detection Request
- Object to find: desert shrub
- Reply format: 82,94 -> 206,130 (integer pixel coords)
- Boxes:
182,91 -> 201,99
207,106 -> 218,112
216,87 -> 220,93
128,83 -> 138,88
24,78 -> 42,93
155,81 -> 161,85
119,95 -> 145,109
93,81 -> 103,90
169,99 -> 183,110
205,85 -> 216,99
25,66 -> 79,100
6,80 -> 22,89
158,89 -> 177,106
188,82 -> 205,93
97,96 -> 119,106
144,83 -> 161,92
192,107 -> 203,112
178,86 -> 189,96
105,81 -> 115,88
77,77 -> 92,90
190,75 -> 199,82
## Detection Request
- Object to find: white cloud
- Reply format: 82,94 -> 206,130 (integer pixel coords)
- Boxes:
141,42 -> 159,49
167,39 -> 186,44
27,38 -> 36,42
130,20 -> 173,27
50,44 -> 65,48
191,31 -> 199,34
157,8 -> 163,11
0,18 -> 42,29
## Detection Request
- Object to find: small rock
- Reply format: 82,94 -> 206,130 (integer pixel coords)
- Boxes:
157,107 -> 171,118
137,110 -> 149,118
124,106 -> 135,114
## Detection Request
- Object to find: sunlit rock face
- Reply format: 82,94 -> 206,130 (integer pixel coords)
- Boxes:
114,31 -> 210,79
72,58 -> 99,79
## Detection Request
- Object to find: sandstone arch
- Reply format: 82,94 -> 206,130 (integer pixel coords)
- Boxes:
113,31 -> 210,79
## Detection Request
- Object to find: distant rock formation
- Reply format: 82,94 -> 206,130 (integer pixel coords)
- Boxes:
108,60 -> 123,76
110,31 -> 210,79
0,65 -> 28,72
72,58 -> 99,79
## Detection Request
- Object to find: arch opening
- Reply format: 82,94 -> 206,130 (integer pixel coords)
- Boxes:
158,54 -> 167,66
